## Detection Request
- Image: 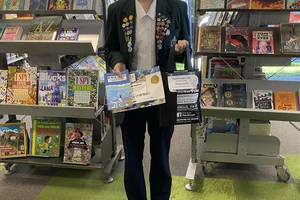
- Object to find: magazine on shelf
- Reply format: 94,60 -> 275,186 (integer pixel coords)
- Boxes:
105,66 -> 166,113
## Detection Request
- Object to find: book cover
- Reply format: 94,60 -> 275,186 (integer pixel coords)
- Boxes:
197,26 -> 221,53
67,69 -> 99,109
226,0 -> 250,9
214,65 -> 242,79
63,123 -> 93,165
31,119 -> 62,157
0,0 -> 3,9
281,23 -> 300,53
113,66 -> 166,113
225,27 -> 249,53
251,0 -> 284,9
252,30 -> 274,54
57,28 -> 79,41
287,0 -> 300,9
200,0 -> 225,9
104,70 -> 133,110
201,84 -> 218,107
0,70 -> 7,104
49,0 -> 72,10
38,70 -> 67,106
4,0 -> 24,10
0,24 -> 5,39
1,26 -> 23,40
6,66 -> 37,105
274,91 -> 297,110
223,83 -> 247,108
252,90 -> 273,109
208,57 -> 240,78
29,0 -> 48,10
26,16 -> 63,40
0,122 -> 27,158
72,0 -> 93,9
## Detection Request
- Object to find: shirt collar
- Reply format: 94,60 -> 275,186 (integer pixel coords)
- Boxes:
135,0 -> 156,20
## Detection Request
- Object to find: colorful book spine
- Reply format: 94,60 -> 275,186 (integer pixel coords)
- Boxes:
38,70 -> 67,106
0,70 -> 7,104
31,119 -> 62,157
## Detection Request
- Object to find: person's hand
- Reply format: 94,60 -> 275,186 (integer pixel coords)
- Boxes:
113,62 -> 126,77
175,40 -> 189,55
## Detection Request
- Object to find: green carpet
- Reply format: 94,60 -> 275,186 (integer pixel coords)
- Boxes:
36,154 -> 300,200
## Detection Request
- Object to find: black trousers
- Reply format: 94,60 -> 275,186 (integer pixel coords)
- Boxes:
121,107 -> 174,200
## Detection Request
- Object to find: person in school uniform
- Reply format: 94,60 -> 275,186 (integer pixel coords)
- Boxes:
105,0 -> 190,199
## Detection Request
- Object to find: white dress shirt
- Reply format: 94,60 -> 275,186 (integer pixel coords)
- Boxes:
131,0 -> 156,70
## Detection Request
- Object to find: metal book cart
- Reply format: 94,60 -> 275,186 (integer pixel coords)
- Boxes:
0,0 -> 123,183
185,4 -> 300,190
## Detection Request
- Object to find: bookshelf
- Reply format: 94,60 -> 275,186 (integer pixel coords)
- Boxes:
185,1 -> 300,190
0,0 -> 123,183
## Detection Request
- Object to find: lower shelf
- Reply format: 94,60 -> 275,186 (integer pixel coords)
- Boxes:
0,146 -> 103,170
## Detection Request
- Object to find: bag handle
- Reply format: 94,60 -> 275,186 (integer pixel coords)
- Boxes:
167,46 -> 193,72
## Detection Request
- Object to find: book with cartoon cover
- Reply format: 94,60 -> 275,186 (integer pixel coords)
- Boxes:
0,122 -> 27,158
225,27 -> 249,53
251,0 -> 284,9
252,90 -> 273,109
38,70 -> 67,106
252,30 -> 274,54
49,0 -> 72,10
57,28 -> 79,40
104,70 -> 133,110
6,66 -> 37,105
201,84 -> 218,107
109,66 -> 166,113
67,69 -> 99,109
31,119 -> 62,157
4,0 -> 25,10
0,70 -> 7,104
200,0 -> 225,9
280,23 -> 300,53
287,0 -> 300,9
226,0 -> 250,9
63,123 -> 93,165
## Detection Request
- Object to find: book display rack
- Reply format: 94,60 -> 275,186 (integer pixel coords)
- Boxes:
185,0 -> 300,190
0,0 -> 123,183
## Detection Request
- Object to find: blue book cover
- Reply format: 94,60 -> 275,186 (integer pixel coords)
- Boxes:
29,0 -> 48,10
104,70 -> 133,110
0,24 -> 6,39
57,28 -> 79,40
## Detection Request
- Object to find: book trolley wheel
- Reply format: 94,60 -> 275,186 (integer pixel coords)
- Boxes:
3,163 -> 14,175
185,179 -> 196,191
202,162 -> 215,175
276,165 -> 291,182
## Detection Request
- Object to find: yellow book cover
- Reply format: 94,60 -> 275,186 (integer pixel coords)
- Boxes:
6,66 -> 37,105
274,91 -> 297,111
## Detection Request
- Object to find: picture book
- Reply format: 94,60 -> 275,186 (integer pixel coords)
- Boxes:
200,0 -> 225,9
38,70 -> 67,106
226,0 -> 250,9
67,69 -> 99,109
274,91 -> 297,110
63,123 -> 93,165
214,65 -> 242,79
31,119 -> 62,157
49,0 -> 72,10
252,30 -> 274,54
168,71 -> 200,124
113,66 -> 166,113
0,24 -> 5,39
1,26 -> 23,40
0,122 -> 27,158
26,16 -> 63,40
197,26 -> 221,53
287,0 -> 300,9
57,28 -> 79,40
223,83 -> 247,108
72,0 -> 93,9
0,70 -> 7,104
252,90 -> 273,109
280,23 -> 300,53
4,0 -> 25,10
225,27 -> 249,53
104,70 -> 133,110
251,0 -> 284,9
29,0 -> 48,10
6,66 -> 37,105
201,84 -> 218,107
207,57 -> 240,78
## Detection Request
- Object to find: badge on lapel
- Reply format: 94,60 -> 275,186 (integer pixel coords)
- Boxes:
122,15 -> 134,52
156,13 -> 171,51
170,36 -> 177,48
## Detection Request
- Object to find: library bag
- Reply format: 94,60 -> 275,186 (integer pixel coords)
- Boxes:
159,47 -> 201,126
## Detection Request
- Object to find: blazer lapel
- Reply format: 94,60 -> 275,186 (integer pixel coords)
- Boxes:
155,0 -> 171,55
122,0 -> 136,70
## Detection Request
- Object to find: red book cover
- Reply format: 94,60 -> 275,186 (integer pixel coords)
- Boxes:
225,27 -> 249,53
252,30 -> 274,54
251,0 -> 284,9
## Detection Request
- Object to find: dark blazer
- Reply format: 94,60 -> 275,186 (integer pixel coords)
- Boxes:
104,0 -> 190,72
104,0 -> 190,123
